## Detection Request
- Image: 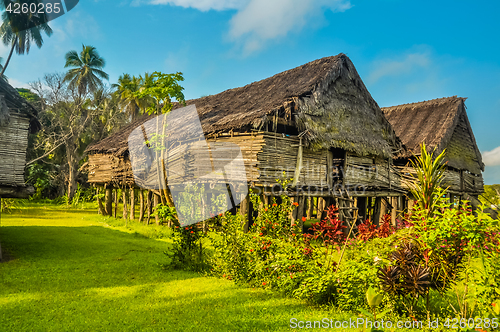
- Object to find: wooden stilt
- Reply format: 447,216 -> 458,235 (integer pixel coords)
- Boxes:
154,193 -> 160,225
146,190 -> 152,225
114,189 -> 118,218
391,197 -> 397,226
139,190 -> 144,223
373,197 -> 382,226
105,187 -> 112,216
240,193 -> 250,232
317,197 -> 325,219
306,197 -> 313,220
130,188 -> 135,220
122,188 -> 128,220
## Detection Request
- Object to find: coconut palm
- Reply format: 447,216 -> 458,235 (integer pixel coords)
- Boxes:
0,0 -> 53,76
112,74 -> 146,121
64,45 -> 109,97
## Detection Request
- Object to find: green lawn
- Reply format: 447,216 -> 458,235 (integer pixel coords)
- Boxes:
0,204 -> 345,332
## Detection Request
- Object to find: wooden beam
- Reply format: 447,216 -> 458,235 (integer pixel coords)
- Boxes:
373,197 -> 382,226
122,189 -> 128,220
154,193 -> 160,225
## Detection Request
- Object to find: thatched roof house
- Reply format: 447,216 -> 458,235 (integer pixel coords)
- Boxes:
382,96 -> 484,195
0,79 -> 40,198
87,54 -> 404,193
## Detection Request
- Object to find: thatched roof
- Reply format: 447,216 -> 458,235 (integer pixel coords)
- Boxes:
87,54 -> 401,158
0,78 -> 40,133
382,96 -> 484,174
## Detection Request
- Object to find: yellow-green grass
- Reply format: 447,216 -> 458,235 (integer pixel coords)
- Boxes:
0,203 -> 348,332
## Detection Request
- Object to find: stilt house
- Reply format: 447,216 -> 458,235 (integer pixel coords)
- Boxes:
0,79 -> 40,198
86,54 -> 405,225
382,96 -> 484,204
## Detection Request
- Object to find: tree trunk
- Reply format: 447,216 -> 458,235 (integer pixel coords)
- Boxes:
139,190 -> 144,223
130,188 -> 135,220
0,36 -> 17,78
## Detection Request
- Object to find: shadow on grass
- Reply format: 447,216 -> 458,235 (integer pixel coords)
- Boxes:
0,225 -> 200,294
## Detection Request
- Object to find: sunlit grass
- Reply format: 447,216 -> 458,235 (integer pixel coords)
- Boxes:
0,203 -> 344,332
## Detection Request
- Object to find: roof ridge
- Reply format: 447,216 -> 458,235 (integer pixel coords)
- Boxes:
381,95 -> 466,110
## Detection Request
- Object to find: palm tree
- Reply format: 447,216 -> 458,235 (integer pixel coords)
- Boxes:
0,0 -> 53,76
112,74 -> 146,121
64,45 -> 109,97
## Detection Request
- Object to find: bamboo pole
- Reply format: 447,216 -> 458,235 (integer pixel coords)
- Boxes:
130,188 -> 135,220
139,190 -> 144,223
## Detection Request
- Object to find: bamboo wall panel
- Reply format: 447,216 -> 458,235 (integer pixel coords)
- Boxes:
0,113 -> 29,186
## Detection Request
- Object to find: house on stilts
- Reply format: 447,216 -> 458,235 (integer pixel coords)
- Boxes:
0,78 -> 40,199
86,53 -> 407,227
382,96 -> 485,208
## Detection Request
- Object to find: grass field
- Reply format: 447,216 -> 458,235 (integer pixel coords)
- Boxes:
0,203 -> 346,332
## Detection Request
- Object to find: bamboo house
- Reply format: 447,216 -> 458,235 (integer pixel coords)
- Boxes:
382,96 -> 484,205
0,78 -> 40,198
86,53 -> 409,225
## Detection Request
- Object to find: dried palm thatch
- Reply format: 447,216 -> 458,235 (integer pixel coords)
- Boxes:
382,96 -> 484,175
0,78 -> 40,132
87,54 -> 401,159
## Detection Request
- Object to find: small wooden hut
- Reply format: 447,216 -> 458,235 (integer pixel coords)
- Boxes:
382,96 -> 484,205
0,79 -> 40,198
86,54 -> 405,225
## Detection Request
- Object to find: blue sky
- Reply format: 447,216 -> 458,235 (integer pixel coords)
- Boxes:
3,0 -> 500,184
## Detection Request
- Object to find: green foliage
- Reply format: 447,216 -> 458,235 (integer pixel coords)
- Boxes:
134,71 -> 185,115
64,45 -> 109,96
407,143 -> 448,218
480,184 -> 500,209
164,223 -> 209,272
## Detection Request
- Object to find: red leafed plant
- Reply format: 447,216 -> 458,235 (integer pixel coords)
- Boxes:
309,205 -> 346,246
358,214 -> 395,241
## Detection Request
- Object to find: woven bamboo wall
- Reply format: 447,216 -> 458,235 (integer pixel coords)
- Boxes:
0,113 -> 29,186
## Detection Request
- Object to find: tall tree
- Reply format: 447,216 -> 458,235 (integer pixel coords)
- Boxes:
64,45 -> 109,97
0,0 -> 53,76
112,74 -> 147,121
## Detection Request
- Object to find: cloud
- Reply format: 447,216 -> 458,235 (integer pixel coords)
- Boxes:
146,0 -> 351,54
483,146 -> 500,166
368,52 -> 431,84
148,0 -> 247,11
228,0 -> 352,55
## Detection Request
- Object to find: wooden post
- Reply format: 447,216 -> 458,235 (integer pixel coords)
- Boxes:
139,190 -> 144,223
391,197 -> 397,226
367,197 -> 373,222
380,197 -> 387,223
317,197 -> 325,219
105,187 -> 112,216
373,197 -> 382,226
240,193 -> 250,232
296,196 -> 306,230
154,193 -> 160,225
114,189 -> 118,218
122,189 -> 128,220
357,197 -> 367,223
130,188 -> 135,220
146,190 -> 152,225
306,197 -> 313,220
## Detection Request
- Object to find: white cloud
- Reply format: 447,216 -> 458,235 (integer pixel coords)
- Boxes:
146,0 -> 351,54
483,146 -> 500,166
228,0 -> 351,55
368,52 -> 431,84
148,0 -> 247,11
